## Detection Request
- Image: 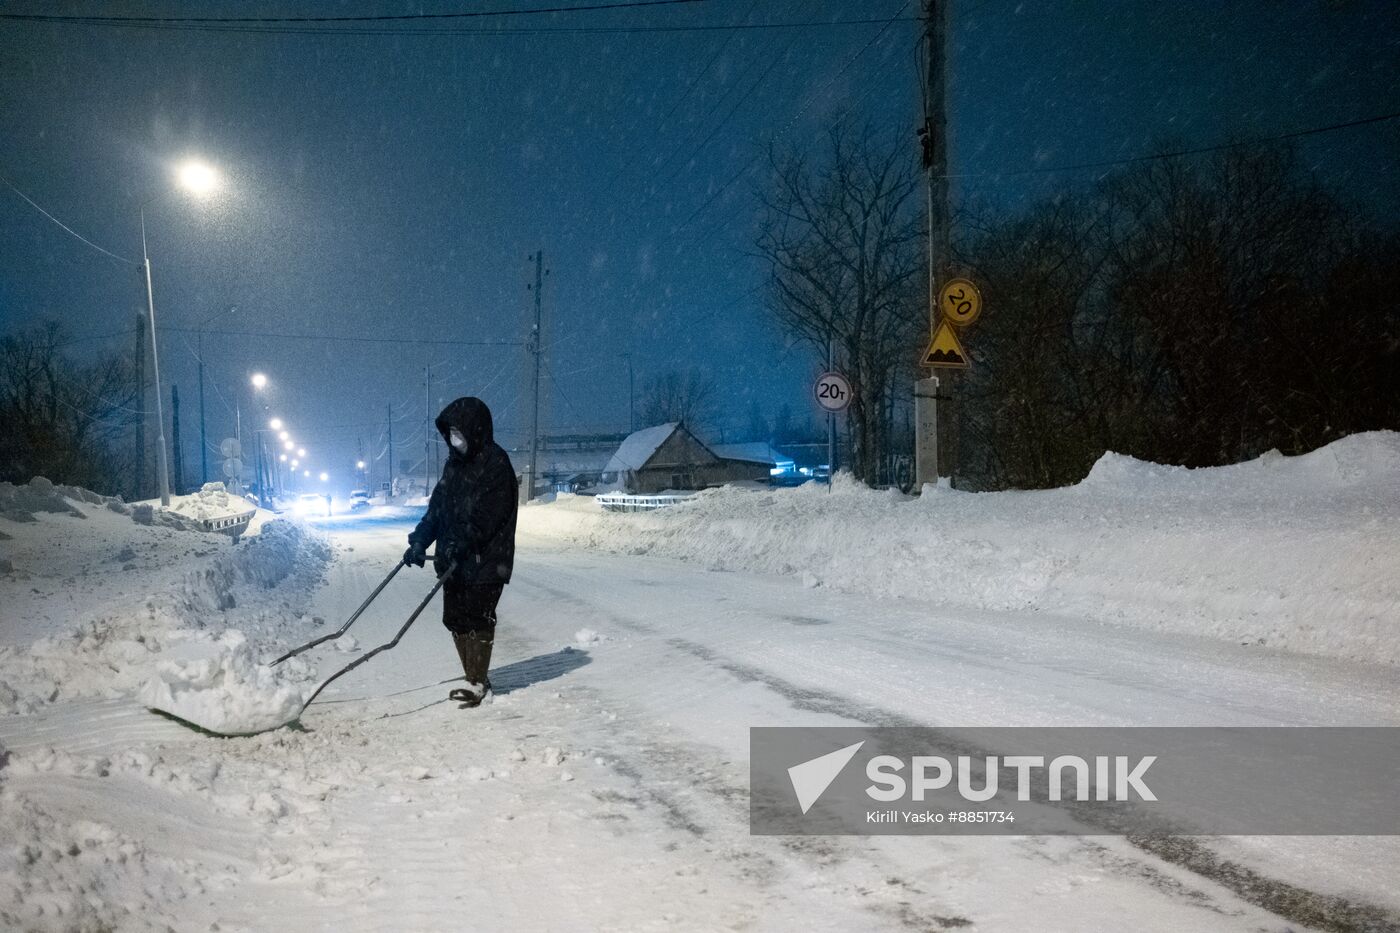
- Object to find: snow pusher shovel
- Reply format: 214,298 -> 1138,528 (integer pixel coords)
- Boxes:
146,556 -> 455,737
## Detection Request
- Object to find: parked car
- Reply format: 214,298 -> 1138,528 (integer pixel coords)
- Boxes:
348,489 -> 372,511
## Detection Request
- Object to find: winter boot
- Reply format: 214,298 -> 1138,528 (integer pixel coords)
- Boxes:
449,630 -> 494,708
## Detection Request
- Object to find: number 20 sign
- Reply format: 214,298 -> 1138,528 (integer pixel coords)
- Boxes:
814,371 -> 852,413
938,277 -> 983,327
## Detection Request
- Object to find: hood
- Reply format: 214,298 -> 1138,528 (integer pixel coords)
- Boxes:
435,396 -> 494,462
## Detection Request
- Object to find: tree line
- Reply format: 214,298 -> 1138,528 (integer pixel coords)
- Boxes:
754,126 -> 1399,489
0,321 -> 145,498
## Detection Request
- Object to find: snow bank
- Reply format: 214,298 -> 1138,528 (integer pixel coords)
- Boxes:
139,631 -> 313,735
0,480 -> 333,714
162,481 -> 255,524
523,433 -> 1400,665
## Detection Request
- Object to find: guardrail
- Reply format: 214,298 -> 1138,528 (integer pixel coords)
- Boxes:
596,492 -> 695,513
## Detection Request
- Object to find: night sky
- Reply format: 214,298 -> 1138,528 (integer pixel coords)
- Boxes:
3,0 -> 1397,487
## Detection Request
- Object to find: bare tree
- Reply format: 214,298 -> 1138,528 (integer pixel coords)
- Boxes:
956,144 -> 1400,489
0,322 -> 140,493
638,368 -> 718,430
755,124 -> 924,485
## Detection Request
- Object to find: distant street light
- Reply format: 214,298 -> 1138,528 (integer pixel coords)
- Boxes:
250,372 -> 268,390
284,439 -> 294,451
303,470 -> 310,478
280,453 -> 287,462
356,460 -> 366,470
278,430 -> 289,442
319,472 -> 329,482
140,157 -> 222,507
297,448 -> 306,458
268,417 -> 283,431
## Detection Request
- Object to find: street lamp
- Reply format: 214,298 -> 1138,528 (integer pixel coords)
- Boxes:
319,472 -> 329,482
297,448 -> 306,458
250,372 -> 268,390
269,417 -> 283,431
140,158 -> 221,507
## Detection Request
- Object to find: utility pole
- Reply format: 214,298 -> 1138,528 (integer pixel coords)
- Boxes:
523,250 -> 544,503
625,353 -> 635,433
424,365 -> 432,496
915,0 -> 950,489
197,334 -> 207,485
171,385 -> 183,496
133,314 -> 146,500
140,212 -> 172,507
386,404 -> 395,496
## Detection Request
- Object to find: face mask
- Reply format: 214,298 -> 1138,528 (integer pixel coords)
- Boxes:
449,428 -> 468,452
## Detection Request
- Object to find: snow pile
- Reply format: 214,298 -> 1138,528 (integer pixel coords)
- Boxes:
0,475 -> 117,522
139,631 -> 313,735
163,481 -> 254,524
0,488 -> 332,713
525,432 -> 1400,665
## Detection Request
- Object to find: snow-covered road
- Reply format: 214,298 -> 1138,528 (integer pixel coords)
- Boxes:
4,500 -> 1398,931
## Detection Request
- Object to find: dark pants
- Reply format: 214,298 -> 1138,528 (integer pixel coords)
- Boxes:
442,578 -> 503,635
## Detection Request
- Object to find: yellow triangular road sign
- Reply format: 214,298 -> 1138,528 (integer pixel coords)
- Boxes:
923,320 -> 970,369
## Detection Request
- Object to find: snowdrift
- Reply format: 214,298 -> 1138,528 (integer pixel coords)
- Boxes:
524,432 -> 1400,665
0,482 -> 332,715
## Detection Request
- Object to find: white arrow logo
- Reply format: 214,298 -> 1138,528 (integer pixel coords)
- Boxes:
787,741 -> 865,814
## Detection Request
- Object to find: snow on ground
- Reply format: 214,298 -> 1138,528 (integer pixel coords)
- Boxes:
2,447 -> 1399,931
160,481 -> 256,525
523,432 -> 1400,665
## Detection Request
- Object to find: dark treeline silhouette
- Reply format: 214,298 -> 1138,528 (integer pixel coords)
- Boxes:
0,322 -> 143,497
955,146 -> 1400,489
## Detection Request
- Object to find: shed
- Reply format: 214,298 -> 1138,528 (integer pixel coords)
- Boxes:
603,423 -> 769,493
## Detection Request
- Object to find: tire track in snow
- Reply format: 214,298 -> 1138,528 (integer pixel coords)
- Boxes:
516,575 -> 1400,933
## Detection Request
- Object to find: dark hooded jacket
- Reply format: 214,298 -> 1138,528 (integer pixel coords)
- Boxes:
408,397 -> 518,585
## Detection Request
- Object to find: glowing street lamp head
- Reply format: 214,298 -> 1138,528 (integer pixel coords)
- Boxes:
268,417 -> 283,431
319,472 -> 329,482
297,448 -> 306,458
356,460 -> 366,470
291,459 -> 299,468
303,470 -> 310,478
279,431 -> 290,442
250,372 -> 268,390
279,454 -> 287,462
176,160 -> 218,196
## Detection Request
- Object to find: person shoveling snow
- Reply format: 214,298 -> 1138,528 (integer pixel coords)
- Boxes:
403,397 -> 519,709
140,631 -> 314,736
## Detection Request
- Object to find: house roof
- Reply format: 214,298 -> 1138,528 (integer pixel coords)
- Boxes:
711,442 -> 793,466
604,422 -> 680,473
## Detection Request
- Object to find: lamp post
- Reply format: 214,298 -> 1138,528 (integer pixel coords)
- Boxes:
141,159 -> 220,507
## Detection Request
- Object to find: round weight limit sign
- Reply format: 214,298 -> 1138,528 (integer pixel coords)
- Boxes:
938,277 -> 983,327
814,371 -> 852,413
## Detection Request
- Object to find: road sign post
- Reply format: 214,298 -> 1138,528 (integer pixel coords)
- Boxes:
915,277 -> 984,490
814,370 -> 851,485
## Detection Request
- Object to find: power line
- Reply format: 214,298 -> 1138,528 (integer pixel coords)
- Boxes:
0,0 -> 708,27
0,16 -> 925,38
0,170 -> 137,265
665,0 -> 914,240
946,109 -> 1400,180
163,325 -> 524,348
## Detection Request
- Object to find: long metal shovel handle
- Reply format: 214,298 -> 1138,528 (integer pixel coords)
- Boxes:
299,561 -> 455,710
267,551 -> 431,661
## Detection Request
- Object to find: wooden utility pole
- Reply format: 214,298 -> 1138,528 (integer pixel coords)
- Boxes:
424,365 -> 432,496
386,404 -> 395,496
523,250 -> 544,503
171,384 -> 183,495
914,0 -> 951,489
